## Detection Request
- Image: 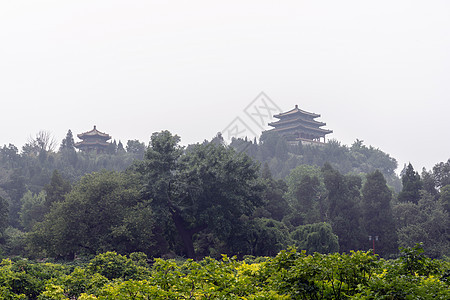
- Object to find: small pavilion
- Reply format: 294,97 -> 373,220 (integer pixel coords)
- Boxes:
267,105 -> 333,144
74,125 -> 112,153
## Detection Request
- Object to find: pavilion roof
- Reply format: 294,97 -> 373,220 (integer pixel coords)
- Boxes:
273,105 -> 320,119
77,125 -> 111,140
268,122 -> 333,135
269,115 -> 326,128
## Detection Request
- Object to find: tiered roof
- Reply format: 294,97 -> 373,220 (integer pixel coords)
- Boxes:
268,105 -> 332,143
77,125 -> 111,140
75,126 -> 112,152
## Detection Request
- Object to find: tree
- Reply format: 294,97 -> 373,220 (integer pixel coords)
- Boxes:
398,163 -> 422,204
0,195 -> 8,240
137,131 -> 264,259
394,191 -> 449,258
29,171 -> 156,258
421,168 -> 438,199
285,165 -> 325,226
321,163 -> 365,252
23,131 -> 57,156
2,169 -> 26,228
254,164 -> 290,222
290,222 -> 339,254
0,144 -> 21,168
59,129 -> 78,167
117,141 -> 125,153
432,159 -> 450,189
43,170 -> 71,209
229,217 -> 292,257
19,190 -> 47,232
362,170 -> 398,256
59,130 -> 75,152
439,184 -> 450,213
126,140 -> 146,158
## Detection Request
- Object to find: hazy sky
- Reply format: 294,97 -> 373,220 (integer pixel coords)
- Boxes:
1,1 -> 449,172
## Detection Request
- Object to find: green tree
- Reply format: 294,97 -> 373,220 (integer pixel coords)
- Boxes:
0,144 -> 21,168
394,191 -> 449,258
256,164 -> 290,221
0,196 -> 8,241
285,165 -> 325,226
439,184 -> 450,213
2,169 -> 26,228
126,140 -> 146,159
290,222 -> 339,254
398,163 -> 422,204
221,216 -> 292,258
421,168 -> 439,198
19,190 -> 47,232
117,141 -> 125,153
432,159 -> 450,189
59,129 -> 75,152
362,170 -> 398,256
43,170 -> 71,209
59,129 -> 78,166
28,171 -> 155,258
321,163 -> 365,252
137,131 -> 264,259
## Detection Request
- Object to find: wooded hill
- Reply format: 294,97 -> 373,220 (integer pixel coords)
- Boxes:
0,130 -> 448,260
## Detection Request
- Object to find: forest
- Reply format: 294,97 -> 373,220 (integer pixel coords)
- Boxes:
0,129 -> 449,298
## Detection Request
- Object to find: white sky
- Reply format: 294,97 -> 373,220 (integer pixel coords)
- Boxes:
0,0 -> 449,172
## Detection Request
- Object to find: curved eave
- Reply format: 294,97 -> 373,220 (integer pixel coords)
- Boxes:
77,133 -> 111,140
273,106 -> 320,119
269,117 -> 326,128
269,123 -> 333,135
77,126 -> 111,140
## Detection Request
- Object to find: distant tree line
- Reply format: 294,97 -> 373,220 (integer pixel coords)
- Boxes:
0,130 -> 448,260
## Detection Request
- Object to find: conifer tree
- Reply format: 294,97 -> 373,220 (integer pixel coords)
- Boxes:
59,129 -> 75,152
321,163 -> 365,252
398,163 -> 422,204
362,170 -> 398,256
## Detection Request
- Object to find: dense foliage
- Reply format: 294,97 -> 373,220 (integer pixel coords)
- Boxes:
0,130 -> 448,261
0,245 -> 448,299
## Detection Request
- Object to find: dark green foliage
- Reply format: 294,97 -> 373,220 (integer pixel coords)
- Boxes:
0,196 -> 8,241
59,129 -> 77,167
2,169 -> 27,229
398,163 -> 423,204
126,139 -> 146,158
439,184 -> 450,213
137,131 -> 264,259
322,164 -> 365,252
1,129 -> 450,262
422,168 -> 439,199
432,158 -> 450,189
0,144 -> 21,169
291,222 -> 339,254
257,165 -> 290,221
117,140 -> 125,152
362,170 -> 398,256
284,165 -> 325,226
228,217 -> 292,257
19,191 -> 47,232
43,170 -> 71,209
28,171 -> 156,258
231,134 -> 401,191
394,191 -> 449,258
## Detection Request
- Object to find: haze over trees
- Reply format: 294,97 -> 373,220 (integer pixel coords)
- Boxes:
0,129 -> 448,261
